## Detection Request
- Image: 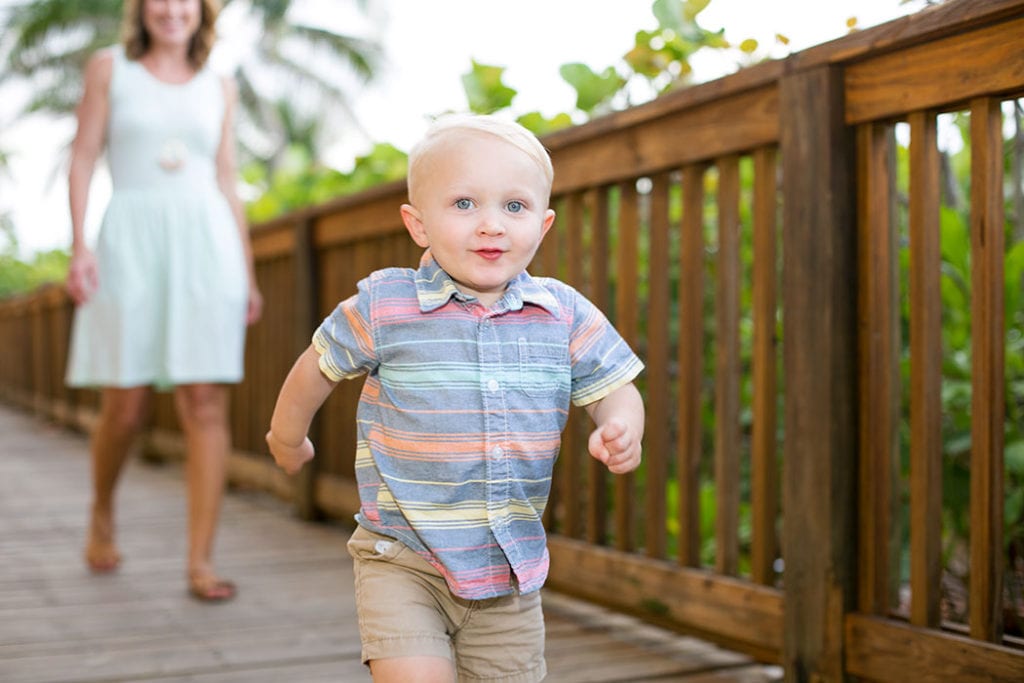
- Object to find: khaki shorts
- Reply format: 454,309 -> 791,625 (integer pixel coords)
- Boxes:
347,525 -> 547,682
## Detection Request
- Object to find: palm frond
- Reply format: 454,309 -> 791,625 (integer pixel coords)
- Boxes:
287,24 -> 380,80
5,0 -> 120,61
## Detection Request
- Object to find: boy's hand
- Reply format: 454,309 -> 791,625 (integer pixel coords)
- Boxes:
265,430 -> 314,475
588,418 -> 641,474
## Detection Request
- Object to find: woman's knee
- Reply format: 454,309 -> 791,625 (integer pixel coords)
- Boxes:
174,384 -> 228,430
99,387 -> 151,435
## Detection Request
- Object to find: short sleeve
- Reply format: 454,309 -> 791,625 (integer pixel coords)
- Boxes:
568,291 -> 644,406
311,277 -> 378,381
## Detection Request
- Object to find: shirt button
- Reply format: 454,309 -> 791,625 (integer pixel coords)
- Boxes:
492,446 -> 504,457
487,379 -> 499,392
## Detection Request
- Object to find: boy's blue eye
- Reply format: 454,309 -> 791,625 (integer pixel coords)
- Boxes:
506,200 -> 524,213
455,198 -> 473,210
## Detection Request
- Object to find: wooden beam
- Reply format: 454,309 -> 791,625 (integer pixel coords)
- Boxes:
292,218 -> 321,520
780,64 -> 859,682
677,165 -> 706,568
845,614 -> 1024,682
855,121 -> 899,616
614,181 -> 639,552
645,172 -> 672,560
907,110 -> 943,628
750,146 -> 779,586
715,155 -> 741,577
968,96 -> 1006,643
547,534 -> 784,660
845,14 -> 1024,124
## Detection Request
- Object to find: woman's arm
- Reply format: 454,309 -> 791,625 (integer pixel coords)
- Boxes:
66,50 -> 113,305
215,76 -> 262,325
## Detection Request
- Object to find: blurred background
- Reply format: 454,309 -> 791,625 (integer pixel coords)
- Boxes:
0,0 -> 924,278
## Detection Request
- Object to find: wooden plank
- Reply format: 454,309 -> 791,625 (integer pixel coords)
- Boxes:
968,96 -> 1006,643
750,146 -> 778,587
0,405 -> 781,683
614,181 -> 640,552
551,86 -> 779,196
779,64 -> 858,682
547,534 -> 784,661
250,224 -> 295,260
562,193 -> 585,539
790,0 -> 1024,72
645,172 -> 672,560
586,187 -> 611,546
313,191 -> 407,249
845,614 -> 1024,682
538,197 -> 562,279
677,165 -> 706,568
907,110 -> 944,628
291,218 -> 321,520
845,14 -> 1024,124
714,155 -> 741,577
856,121 -> 899,616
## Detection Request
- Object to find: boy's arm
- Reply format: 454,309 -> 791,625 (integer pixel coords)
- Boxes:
266,345 -> 339,474
583,382 -> 644,474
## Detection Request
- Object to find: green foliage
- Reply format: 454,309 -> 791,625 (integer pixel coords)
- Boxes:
0,222 -> 68,297
558,63 -> 626,113
244,142 -> 407,223
462,61 -> 517,115
625,0 -> 730,93
514,111 -> 575,137
890,112 -> 1024,585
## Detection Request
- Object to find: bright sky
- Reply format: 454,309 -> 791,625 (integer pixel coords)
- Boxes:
0,0 -> 927,257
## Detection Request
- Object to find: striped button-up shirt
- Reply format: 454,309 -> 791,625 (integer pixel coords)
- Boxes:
313,253 -> 643,599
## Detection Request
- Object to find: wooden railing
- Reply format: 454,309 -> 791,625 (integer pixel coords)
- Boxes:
2,1 -> 1023,680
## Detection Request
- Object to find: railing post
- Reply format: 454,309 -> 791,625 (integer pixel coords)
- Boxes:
779,64 -> 859,682
292,218 -> 321,520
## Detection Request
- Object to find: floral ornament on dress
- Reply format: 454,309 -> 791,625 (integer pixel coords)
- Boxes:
158,138 -> 188,172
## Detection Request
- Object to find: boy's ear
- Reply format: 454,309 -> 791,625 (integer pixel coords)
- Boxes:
400,204 -> 430,248
540,209 -> 556,239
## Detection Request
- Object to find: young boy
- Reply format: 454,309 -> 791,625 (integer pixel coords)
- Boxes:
266,114 -> 645,683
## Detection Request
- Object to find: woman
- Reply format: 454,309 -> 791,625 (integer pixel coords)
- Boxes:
65,0 -> 262,602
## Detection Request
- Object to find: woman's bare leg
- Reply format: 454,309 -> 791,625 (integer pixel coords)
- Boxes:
85,385 -> 152,571
173,383 -> 233,598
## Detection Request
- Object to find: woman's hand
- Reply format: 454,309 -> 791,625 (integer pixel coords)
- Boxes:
246,284 -> 263,325
66,248 -> 99,305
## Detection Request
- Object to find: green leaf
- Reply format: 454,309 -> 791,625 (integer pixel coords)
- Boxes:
559,63 -> 625,114
683,0 -> 712,20
461,61 -> 517,114
515,112 -> 574,137
652,0 -> 685,33
1007,440 -> 1024,476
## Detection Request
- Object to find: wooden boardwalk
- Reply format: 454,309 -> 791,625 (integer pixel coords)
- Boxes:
0,405 -> 782,682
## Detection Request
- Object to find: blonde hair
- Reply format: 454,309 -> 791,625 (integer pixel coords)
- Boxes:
122,0 -> 220,70
407,114 -> 554,203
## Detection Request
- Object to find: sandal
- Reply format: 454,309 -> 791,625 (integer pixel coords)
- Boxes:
188,570 -> 237,603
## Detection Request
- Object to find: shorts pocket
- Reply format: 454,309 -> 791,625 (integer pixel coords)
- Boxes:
346,525 -> 407,562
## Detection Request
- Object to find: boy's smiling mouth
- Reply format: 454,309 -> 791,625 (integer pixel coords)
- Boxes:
474,248 -> 504,260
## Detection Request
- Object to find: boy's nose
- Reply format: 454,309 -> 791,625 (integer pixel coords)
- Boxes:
477,210 -> 506,236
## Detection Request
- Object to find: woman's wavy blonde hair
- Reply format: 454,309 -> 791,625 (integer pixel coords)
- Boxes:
122,0 -> 220,70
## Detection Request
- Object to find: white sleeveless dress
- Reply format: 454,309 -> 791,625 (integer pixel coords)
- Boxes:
66,48 -> 248,389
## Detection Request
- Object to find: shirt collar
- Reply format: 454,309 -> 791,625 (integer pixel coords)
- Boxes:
414,250 -> 560,317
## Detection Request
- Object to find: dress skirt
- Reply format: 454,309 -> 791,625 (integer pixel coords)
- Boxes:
65,188 -> 247,389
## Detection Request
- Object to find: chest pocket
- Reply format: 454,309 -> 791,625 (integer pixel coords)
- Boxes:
517,337 -> 570,398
